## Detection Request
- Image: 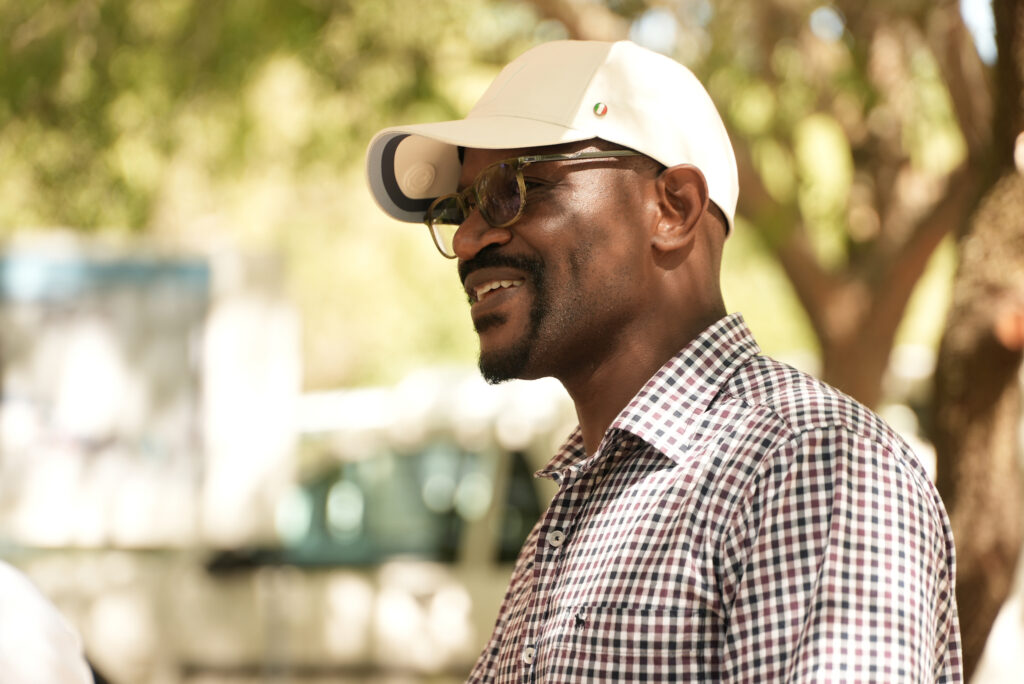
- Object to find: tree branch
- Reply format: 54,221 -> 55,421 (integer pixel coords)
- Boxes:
734,137 -> 841,343
869,163 -> 981,347
925,0 -> 993,161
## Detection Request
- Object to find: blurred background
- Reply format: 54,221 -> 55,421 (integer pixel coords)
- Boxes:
0,0 -> 1022,682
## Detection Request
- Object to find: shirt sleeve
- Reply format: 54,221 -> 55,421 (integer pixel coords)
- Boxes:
718,426 -> 961,682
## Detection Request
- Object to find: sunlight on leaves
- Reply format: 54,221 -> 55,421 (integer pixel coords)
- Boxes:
731,81 -> 776,136
795,113 -> 853,269
753,138 -> 797,204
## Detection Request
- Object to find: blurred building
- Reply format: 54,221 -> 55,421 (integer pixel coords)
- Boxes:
0,235 -> 212,549
0,233 -> 572,683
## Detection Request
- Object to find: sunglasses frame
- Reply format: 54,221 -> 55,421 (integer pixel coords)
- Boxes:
424,149 -> 642,259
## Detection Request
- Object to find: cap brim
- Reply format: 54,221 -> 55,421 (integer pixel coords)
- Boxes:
366,116 -> 592,223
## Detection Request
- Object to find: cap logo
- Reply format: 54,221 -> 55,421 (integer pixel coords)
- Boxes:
593,102 -> 608,117
402,161 -> 437,196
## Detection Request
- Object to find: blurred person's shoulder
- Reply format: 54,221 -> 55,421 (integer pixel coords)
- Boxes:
0,561 -> 94,684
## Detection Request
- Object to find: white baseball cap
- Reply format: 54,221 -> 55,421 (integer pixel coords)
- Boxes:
366,39 -> 738,232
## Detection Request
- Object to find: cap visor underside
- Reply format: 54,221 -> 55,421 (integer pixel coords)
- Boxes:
367,116 -> 593,223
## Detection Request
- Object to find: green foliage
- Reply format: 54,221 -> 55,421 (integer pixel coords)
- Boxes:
1,0 -> 541,388
696,1 -> 966,264
0,0 -> 537,232
795,113 -> 855,269
720,216 -> 819,359
0,0 -> 964,388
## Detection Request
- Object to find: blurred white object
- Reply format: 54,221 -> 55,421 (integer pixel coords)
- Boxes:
0,562 -> 93,684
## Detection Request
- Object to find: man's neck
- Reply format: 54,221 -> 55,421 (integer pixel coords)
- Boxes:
564,358 -> 659,456
561,310 -> 725,456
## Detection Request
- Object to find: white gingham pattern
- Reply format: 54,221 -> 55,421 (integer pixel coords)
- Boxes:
468,314 -> 961,682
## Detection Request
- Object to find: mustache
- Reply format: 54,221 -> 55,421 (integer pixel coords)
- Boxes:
458,246 -> 543,286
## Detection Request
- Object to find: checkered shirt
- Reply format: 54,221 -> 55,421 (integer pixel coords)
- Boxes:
468,314 -> 962,682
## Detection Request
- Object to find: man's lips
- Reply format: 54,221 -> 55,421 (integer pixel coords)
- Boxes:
473,278 -> 525,303
462,267 -> 528,304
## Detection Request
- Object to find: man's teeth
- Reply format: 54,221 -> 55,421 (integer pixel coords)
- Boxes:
475,279 -> 524,301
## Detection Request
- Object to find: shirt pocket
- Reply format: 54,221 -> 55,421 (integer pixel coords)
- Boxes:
543,603 -> 720,681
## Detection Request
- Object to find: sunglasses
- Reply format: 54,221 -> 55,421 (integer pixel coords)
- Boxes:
424,149 -> 642,259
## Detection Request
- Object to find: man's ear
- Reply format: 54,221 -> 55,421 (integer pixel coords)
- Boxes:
651,165 -> 710,253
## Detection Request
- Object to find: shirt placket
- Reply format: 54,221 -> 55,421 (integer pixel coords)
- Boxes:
517,466 -> 584,682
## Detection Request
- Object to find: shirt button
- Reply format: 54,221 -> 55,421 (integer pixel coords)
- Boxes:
522,644 -> 536,665
546,529 -> 566,548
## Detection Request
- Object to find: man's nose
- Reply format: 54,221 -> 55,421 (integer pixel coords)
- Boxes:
451,210 -> 513,261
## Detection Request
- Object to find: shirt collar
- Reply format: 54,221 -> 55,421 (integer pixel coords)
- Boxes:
539,313 -> 760,478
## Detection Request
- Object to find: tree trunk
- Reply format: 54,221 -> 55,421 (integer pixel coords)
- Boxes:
931,171 -> 1024,680
930,0 -> 1024,677
820,331 -> 894,409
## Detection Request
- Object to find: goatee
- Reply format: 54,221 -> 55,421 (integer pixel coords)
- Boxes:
459,247 -> 546,384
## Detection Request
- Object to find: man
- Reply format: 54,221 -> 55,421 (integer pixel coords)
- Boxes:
366,40 -> 961,682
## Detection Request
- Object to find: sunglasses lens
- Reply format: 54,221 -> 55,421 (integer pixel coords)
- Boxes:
428,195 -> 467,226
477,163 -> 523,226
426,195 -> 465,258
429,222 -> 458,258
424,160 -> 526,258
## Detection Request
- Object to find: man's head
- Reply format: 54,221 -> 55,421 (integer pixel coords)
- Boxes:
367,40 -> 737,233
453,139 -> 671,383
365,40 -> 737,383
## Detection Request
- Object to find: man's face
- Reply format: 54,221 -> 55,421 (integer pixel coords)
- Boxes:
454,142 -> 655,384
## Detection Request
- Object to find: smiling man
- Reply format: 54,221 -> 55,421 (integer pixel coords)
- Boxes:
366,40 -> 961,682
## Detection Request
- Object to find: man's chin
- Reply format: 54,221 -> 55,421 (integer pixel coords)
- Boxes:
478,343 -> 531,385
473,284 -> 545,384
474,313 -> 529,383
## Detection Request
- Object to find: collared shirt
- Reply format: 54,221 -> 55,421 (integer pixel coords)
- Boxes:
468,314 -> 962,682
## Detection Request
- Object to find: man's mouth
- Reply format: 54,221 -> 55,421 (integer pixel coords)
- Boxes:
472,279 -> 525,303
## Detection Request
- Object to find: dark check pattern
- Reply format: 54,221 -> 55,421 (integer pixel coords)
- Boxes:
468,314 -> 961,683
